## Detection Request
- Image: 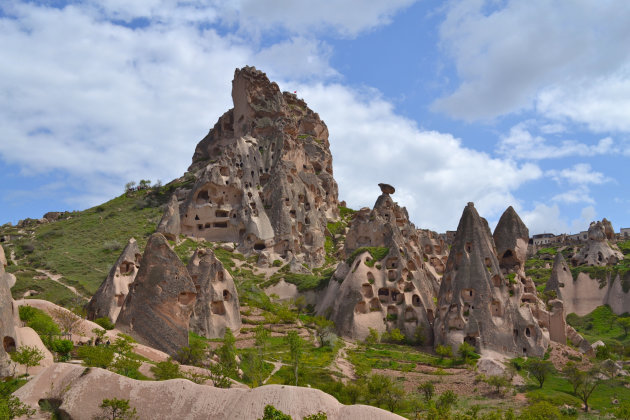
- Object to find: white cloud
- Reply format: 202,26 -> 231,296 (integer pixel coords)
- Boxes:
217,0 -> 417,38
522,203 -> 597,234
433,0 -> 630,130
298,83 -> 542,231
546,163 -> 610,186
497,123 -> 615,160
551,187 -> 594,205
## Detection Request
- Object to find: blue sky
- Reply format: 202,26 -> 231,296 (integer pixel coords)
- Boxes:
1,0 -> 629,235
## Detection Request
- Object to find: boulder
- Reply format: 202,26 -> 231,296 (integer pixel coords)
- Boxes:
116,233 -> 197,356
172,66 -> 339,267
434,203 -> 549,357
317,186 -> 447,342
187,248 -> 241,338
156,194 -> 181,241
86,238 -> 141,323
15,363 -> 403,420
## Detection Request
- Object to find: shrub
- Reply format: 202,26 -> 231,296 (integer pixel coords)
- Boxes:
524,359 -> 555,388
272,259 -> 283,267
77,345 -> 114,368
94,317 -> 115,330
151,358 -> 182,380
96,398 -> 138,420
50,339 -> 73,362
259,404 -> 292,420
436,344 -> 453,360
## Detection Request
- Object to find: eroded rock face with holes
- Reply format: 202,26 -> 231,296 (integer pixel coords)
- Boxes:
317,186 -> 447,342
572,220 -> 623,266
86,238 -> 141,323
434,203 -> 549,357
493,206 -> 529,275
116,233 -> 196,356
1,246 -> 18,377
157,194 -> 180,241
187,248 -> 241,338
167,66 -> 338,267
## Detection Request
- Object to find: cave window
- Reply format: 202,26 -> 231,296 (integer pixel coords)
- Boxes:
525,327 -> 531,337
216,209 -> 229,217
254,242 -> 266,250
223,290 -> 232,301
3,336 -> 16,353
195,215 -> 200,220
465,242 -> 472,252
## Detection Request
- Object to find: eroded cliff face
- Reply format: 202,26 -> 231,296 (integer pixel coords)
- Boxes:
187,248 -> 241,339
171,66 -> 338,267
116,233 -> 196,356
318,185 -> 448,342
434,203 -> 549,357
86,238 -> 141,323
1,246 -> 18,377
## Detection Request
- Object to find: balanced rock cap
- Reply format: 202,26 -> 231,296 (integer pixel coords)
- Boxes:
378,183 -> 395,195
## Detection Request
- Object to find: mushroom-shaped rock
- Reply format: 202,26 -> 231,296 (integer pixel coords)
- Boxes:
493,206 -> 529,274
86,238 -> 141,323
187,248 -> 241,338
156,194 -> 181,241
177,66 -> 339,267
434,203 -> 548,357
378,183 -> 395,195
116,233 -> 196,356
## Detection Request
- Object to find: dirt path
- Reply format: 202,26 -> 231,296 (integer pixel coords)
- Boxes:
329,339 -> 356,382
35,269 -> 86,300
263,360 -> 285,384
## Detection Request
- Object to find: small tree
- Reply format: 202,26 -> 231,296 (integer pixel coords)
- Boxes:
367,374 -> 392,407
457,342 -> 477,363
384,381 -> 405,412
575,367 -> 600,412
618,317 -> 630,337
51,339 -> 74,362
151,358 -> 181,380
51,307 -> 82,338
0,395 -> 36,419
484,375 -> 510,395
254,325 -> 271,356
10,345 -> 44,375
124,181 -> 136,192
209,361 -> 233,388
524,358 -> 554,388
111,355 -> 141,379
286,330 -> 302,386
97,398 -> 138,420
259,404 -> 291,420
418,381 -> 435,402
92,328 -> 107,345
435,390 -> 457,416
175,339 -> 207,366
364,328 -> 380,347
77,345 -> 114,369
435,344 -> 453,360
562,361 -> 583,395
218,328 -> 237,375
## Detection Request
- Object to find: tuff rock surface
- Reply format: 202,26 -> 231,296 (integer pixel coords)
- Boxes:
187,248 -> 241,338
116,233 -> 196,356
317,186 -> 447,341
86,238 -> 141,323
165,66 -> 339,267
15,363 -> 403,420
434,203 -> 549,357
156,194 -> 181,241
572,220 -> 623,266
0,246 -> 18,377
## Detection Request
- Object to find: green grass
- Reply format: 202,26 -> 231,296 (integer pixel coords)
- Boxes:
10,267 -> 78,307
346,246 -> 390,266
2,188 -> 173,296
566,305 -> 630,347
347,343 -> 464,373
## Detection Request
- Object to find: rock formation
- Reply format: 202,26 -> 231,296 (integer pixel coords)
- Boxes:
317,185 -> 447,342
156,194 -> 181,241
116,233 -> 196,356
161,66 -> 339,267
572,220 -> 623,266
493,206 -> 529,274
187,248 -> 241,338
16,363 -> 403,420
86,238 -> 141,323
0,246 -> 18,377
434,203 -> 548,357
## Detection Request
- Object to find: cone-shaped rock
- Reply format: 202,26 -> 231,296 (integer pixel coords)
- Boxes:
187,248 -> 241,338
545,253 -> 573,302
116,233 -> 196,356
493,206 -> 529,274
172,66 -> 338,267
572,220 -> 623,266
156,194 -> 180,241
0,246 -> 18,377
434,203 -> 548,357
86,238 -> 141,323
317,186 -> 447,341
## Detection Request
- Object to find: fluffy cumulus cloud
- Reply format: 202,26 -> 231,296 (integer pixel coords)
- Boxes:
298,83 -> 542,230
521,204 -> 597,235
434,0 -> 630,131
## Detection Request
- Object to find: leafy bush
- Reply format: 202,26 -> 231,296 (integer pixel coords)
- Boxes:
346,247 -> 389,266
94,317 -> 115,330
151,358 -> 182,380
77,345 -> 114,368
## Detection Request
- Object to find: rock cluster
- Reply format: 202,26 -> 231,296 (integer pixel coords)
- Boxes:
572,220 -> 623,266
187,248 -> 241,338
434,203 -> 549,357
86,238 -> 141,323
158,67 -> 339,268
317,185 -> 447,342
116,234 -> 197,356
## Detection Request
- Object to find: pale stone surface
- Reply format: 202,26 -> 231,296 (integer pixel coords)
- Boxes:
572,220 -> 623,266
187,248 -> 241,339
0,246 -> 18,377
86,238 -> 141,323
116,233 -> 197,356
15,363 -> 404,420
434,204 -> 549,357
14,327 -> 54,375
156,194 -> 180,241
164,66 -> 339,268
318,187 -> 447,342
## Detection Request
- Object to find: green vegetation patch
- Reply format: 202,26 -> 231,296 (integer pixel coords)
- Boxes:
10,268 -> 78,307
346,247 -> 389,266
566,304 -> 630,347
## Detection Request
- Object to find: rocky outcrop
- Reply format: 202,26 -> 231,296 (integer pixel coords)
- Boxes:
1,246 -> 18,377
572,220 -> 623,266
15,363 -> 403,420
156,194 -> 180,241
493,206 -> 529,274
86,238 -> 141,323
116,234 -> 196,356
434,203 -> 549,357
317,186 -> 447,342
161,66 -> 339,267
187,248 -> 241,338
